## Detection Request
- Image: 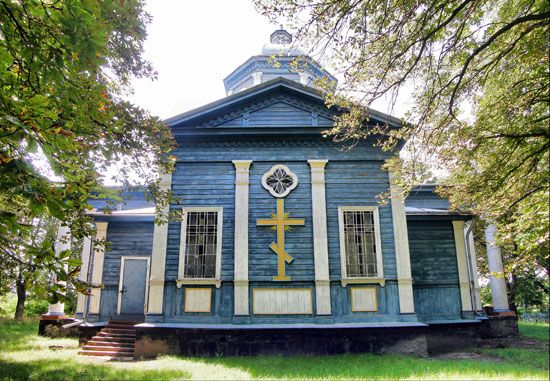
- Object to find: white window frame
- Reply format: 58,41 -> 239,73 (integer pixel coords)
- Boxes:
177,206 -> 223,288
338,206 -> 385,287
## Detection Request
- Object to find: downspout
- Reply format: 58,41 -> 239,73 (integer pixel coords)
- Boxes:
464,219 -> 481,316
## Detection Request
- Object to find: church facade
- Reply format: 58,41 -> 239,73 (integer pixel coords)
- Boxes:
72,29 -> 498,356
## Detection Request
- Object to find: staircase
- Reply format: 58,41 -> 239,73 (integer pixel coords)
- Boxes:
79,321 -> 136,360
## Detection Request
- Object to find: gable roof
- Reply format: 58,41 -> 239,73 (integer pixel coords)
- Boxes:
165,77 -> 403,139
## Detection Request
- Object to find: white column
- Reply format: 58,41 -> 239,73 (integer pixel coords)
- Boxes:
76,235 -> 92,316
485,224 -> 510,311
389,172 -> 415,314
46,225 -> 71,316
88,222 -> 108,315
452,220 -> 473,312
233,160 -> 252,315
308,159 -> 331,315
147,172 -> 172,315
464,221 -> 482,311
252,72 -> 263,86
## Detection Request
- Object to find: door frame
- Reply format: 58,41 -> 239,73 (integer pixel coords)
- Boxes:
117,256 -> 151,315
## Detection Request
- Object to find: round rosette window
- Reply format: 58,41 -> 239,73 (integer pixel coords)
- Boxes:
261,164 -> 298,198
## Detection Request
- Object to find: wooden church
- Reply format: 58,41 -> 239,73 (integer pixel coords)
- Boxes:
50,28 -> 515,358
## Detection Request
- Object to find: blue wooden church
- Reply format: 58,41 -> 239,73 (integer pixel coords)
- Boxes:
70,28 -> 501,358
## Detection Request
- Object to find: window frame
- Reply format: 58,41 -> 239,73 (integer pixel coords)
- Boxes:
337,206 -> 384,285
177,206 -> 223,287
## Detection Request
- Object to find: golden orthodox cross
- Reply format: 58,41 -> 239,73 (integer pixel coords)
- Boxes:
256,198 -> 305,281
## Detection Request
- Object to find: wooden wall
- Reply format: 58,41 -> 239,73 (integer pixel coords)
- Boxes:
407,219 -> 462,321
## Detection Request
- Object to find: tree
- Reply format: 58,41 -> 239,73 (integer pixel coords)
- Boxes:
0,1 -> 175,299
1,216 -> 59,320
255,0 -> 549,269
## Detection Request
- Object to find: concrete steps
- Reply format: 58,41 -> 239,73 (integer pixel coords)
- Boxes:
79,321 -> 137,360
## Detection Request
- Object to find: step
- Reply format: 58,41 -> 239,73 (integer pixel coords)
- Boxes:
108,321 -> 139,326
91,335 -> 135,343
82,345 -> 134,353
106,325 -> 136,330
102,328 -> 136,334
78,350 -> 134,360
97,331 -> 136,338
86,340 -> 134,348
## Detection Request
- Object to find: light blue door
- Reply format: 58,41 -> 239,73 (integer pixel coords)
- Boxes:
120,258 -> 148,315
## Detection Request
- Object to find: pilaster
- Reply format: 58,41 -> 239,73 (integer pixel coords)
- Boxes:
233,160 -> 252,315
147,172 -> 172,315
452,220 -> 473,312
308,159 -> 331,315
46,225 -> 71,316
388,172 -> 415,314
75,235 -> 92,316
88,222 -> 108,315
464,221 -> 482,311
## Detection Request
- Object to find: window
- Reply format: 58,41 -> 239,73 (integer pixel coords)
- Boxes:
338,206 -> 384,281
178,207 -> 223,282
261,164 -> 298,198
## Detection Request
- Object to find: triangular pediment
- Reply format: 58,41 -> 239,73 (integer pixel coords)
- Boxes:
166,78 -> 402,138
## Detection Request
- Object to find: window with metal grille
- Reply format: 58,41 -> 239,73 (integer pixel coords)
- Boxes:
342,210 -> 379,277
183,211 -> 219,279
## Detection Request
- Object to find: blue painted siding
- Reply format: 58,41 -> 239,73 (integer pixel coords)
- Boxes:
407,219 -> 462,320
98,221 -> 154,320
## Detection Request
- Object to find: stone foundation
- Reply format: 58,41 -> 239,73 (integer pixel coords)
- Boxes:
133,327 -> 429,358
38,318 -> 79,338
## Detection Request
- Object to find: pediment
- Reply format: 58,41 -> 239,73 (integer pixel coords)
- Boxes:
203,97 -> 334,128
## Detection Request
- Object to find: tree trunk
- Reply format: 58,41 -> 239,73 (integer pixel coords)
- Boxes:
15,275 -> 26,321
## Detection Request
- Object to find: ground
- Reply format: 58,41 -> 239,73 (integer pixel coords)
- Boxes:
0,319 -> 547,380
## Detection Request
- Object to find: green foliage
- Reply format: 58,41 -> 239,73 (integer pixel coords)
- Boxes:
255,0 -> 550,272
0,1 -> 175,299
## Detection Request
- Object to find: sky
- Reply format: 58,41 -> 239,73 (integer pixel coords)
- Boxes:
127,0 -> 408,120
127,0 -> 284,120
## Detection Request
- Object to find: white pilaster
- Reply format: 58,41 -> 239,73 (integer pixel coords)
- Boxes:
299,72 -> 309,85
308,159 -> 331,315
233,160 -> 252,315
88,222 -> 108,315
389,172 -> 415,314
47,225 -> 71,316
252,72 -> 263,86
147,172 -> 172,315
452,220 -> 473,312
464,221 -> 482,311
76,235 -> 92,316
485,224 -> 510,311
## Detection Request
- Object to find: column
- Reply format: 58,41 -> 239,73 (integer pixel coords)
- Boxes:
252,72 -> 262,86
75,235 -> 92,317
452,220 -> 473,312
233,160 -> 252,315
308,159 -> 331,315
485,224 -> 510,311
147,172 -> 173,315
464,221 -> 482,311
46,225 -> 71,317
88,222 -> 108,315
389,173 -> 415,314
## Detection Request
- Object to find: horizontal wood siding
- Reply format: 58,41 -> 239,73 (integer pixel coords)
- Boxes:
408,220 -> 462,320
99,221 -> 154,320
249,162 -> 313,281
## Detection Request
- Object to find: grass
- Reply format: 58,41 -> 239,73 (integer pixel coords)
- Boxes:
0,318 -> 547,380
519,321 -> 550,341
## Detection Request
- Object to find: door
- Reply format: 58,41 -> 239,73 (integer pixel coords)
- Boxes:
118,257 -> 149,315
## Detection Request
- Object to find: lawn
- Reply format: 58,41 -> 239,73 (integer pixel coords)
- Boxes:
0,318 -> 548,380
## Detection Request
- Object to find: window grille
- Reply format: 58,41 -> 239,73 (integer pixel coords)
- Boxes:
342,210 -> 378,277
183,211 -> 219,279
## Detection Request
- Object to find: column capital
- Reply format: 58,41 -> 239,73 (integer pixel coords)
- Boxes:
95,221 -> 108,233
159,172 -> 173,188
232,160 -> 253,170
307,159 -> 328,170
